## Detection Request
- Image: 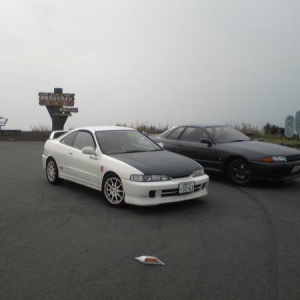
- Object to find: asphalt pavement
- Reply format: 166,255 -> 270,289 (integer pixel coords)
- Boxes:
0,141 -> 300,300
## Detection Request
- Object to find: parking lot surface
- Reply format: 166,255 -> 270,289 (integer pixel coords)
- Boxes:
1,141 -> 300,300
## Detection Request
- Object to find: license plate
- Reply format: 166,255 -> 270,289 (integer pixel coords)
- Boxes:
179,181 -> 195,194
291,165 -> 300,173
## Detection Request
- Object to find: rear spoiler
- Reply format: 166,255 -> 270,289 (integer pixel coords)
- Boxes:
49,130 -> 69,139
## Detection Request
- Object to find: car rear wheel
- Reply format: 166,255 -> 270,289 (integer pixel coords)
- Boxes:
103,174 -> 125,207
46,158 -> 61,184
227,159 -> 252,186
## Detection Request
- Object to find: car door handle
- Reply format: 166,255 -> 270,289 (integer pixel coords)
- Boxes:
69,152 -> 73,155
90,156 -> 98,160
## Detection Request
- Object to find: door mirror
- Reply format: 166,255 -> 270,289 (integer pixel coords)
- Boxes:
82,146 -> 96,155
158,142 -> 164,149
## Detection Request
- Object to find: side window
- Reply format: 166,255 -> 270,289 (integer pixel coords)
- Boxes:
73,131 -> 96,150
167,127 -> 185,140
60,131 -> 78,147
180,127 -> 207,142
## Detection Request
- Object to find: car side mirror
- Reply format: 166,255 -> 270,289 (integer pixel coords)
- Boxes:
82,146 -> 96,155
158,142 -> 164,149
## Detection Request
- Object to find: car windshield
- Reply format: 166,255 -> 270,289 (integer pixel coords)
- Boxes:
96,130 -> 162,154
205,126 -> 250,143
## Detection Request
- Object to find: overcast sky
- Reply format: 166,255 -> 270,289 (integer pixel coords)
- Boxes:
1,0 -> 300,131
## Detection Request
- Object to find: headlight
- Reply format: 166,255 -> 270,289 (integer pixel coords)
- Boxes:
192,168 -> 205,177
130,174 -> 171,182
260,156 -> 287,163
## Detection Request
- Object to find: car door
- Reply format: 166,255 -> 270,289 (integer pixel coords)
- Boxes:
174,127 -> 218,171
53,130 -> 78,179
65,131 -> 100,187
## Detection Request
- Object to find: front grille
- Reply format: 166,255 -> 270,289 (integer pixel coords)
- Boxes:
287,154 -> 300,162
171,174 -> 191,179
161,183 -> 206,197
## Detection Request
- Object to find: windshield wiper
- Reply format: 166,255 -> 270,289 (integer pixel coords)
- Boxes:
231,139 -> 248,142
124,150 -> 147,153
124,149 -> 162,153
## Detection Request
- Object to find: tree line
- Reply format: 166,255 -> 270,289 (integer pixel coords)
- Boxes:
263,123 -> 284,135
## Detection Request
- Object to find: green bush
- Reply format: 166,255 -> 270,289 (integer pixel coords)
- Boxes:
30,124 -> 51,132
116,122 -> 168,133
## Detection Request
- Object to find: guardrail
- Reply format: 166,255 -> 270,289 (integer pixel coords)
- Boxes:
0,129 -> 22,136
0,131 -> 50,141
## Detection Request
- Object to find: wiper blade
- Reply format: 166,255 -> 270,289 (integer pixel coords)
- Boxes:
231,140 -> 248,142
124,150 -> 147,153
124,149 -> 162,153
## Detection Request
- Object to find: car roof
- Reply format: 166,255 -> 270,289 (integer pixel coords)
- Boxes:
171,124 -> 227,129
72,126 -> 136,132
49,126 -> 136,140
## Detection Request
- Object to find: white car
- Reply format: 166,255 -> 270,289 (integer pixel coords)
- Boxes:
42,126 -> 209,207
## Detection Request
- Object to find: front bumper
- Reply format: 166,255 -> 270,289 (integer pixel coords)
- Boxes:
122,174 -> 209,206
250,160 -> 300,182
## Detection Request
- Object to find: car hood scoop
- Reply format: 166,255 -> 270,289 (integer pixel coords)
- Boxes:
110,151 -> 201,178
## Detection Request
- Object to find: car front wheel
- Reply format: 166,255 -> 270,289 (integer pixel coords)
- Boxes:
227,159 -> 252,186
103,174 -> 125,207
46,158 -> 61,184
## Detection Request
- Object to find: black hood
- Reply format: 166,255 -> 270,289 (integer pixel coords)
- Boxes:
110,150 -> 202,178
218,140 -> 300,159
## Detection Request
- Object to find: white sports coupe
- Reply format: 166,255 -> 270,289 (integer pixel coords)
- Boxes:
42,126 -> 209,207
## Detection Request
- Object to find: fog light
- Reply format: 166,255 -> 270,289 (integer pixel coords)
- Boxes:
149,190 -> 155,198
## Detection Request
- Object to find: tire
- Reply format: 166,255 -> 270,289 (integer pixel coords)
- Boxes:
226,159 -> 252,186
103,174 -> 125,207
46,158 -> 61,184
